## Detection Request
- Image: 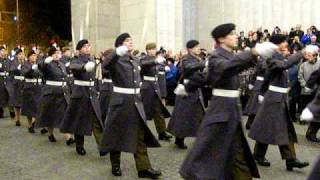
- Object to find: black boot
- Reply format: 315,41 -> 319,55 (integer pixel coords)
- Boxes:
286,159 -> 309,171
254,156 -> 271,167
66,138 -> 75,146
175,138 -> 187,149
306,135 -> 320,143
76,147 -> 86,156
158,132 -> 172,141
40,128 -> 48,134
112,166 -> 122,176
15,121 -> 21,127
10,111 -> 15,119
28,123 -> 35,134
48,135 -> 57,142
138,169 -> 162,179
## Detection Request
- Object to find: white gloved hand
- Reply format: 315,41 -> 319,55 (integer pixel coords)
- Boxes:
174,84 -> 188,96
156,56 -> 166,64
255,42 -> 278,59
65,62 -> 70,67
300,108 -> 314,121
44,57 -> 53,64
248,84 -> 254,90
116,46 -> 128,56
84,61 -> 96,72
304,87 -> 312,93
32,64 -> 38,70
165,66 -> 170,72
17,64 -> 21,70
258,95 -> 264,103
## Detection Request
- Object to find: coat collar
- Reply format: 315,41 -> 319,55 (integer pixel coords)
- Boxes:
215,47 -> 234,60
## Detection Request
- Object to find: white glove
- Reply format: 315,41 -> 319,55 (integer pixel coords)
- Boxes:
300,108 -> 314,122
255,42 -> 278,59
32,64 -> 38,70
304,87 -> 312,93
84,61 -> 95,72
116,46 -> 128,56
165,66 -> 170,72
248,84 -> 254,90
258,95 -> 264,103
174,84 -> 188,96
17,64 -> 21,70
44,57 -> 53,64
65,62 -> 70,67
156,56 -> 166,64
305,45 -> 319,54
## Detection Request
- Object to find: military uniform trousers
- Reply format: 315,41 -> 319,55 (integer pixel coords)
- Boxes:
110,119 -> 152,171
152,99 -> 167,134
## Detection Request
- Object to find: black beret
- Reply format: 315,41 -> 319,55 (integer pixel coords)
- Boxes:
186,40 -> 200,49
48,46 -> 58,56
0,46 -> 5,51
76,39 -> 89,50
270,34 -> 287,45
115,33 -> 131,48
15,48 -> 23,55
27,50 -> 36,58
211,23 -> 236,40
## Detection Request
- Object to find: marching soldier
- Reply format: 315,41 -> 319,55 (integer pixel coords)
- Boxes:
179,23 -> 276,179
8,48 -> 25,126
60,47 -> 74,89
36,47 -> 74,144
249,34 -> 309,171
60,39 -> 106,156
21,50 -> 42,133
140,43 -> 172,141
167,40 -> 206,149
101,33 -> 162,178
156,54 -> 167,104
0,46 -> 9,118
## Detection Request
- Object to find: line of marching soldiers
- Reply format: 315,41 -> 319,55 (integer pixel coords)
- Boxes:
0,23 -> 319,179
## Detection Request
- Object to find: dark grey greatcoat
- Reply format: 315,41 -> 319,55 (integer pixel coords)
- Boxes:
244,59 -> 267,115
36,59 -> 69,129
21,61 -> 42,117
157,64 -> 167,98
167,54 -> 205,138
180,47 -> 260,179
98,67 -> 113,122
8,59 -> 24,107
140,55 -> 170,120
60,54 -> 102,136
0,58 -> 9,108
100,51 -> 160,154
249,52 -> 303,145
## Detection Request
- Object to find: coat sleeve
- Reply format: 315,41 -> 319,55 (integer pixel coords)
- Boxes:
21,62 -> 33,77
69,59 -> 85,73
306,67 -> 320,88
267,52 -> 303,71
298,63 -> 307,87
140,57 -> 156,67
102,51 -> 118,70
183,59 -> 205,77
8,61 -> 20,75
209,51 -> 256,79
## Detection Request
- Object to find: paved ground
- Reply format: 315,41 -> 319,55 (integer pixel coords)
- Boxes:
0,110 -> 319,180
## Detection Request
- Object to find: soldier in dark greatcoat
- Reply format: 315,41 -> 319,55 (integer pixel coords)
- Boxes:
101,33 -> 161,179
244,58 -> 267,129
60,40 -> 105,156
0,46 -> 9,118
60,47 -> 74,89
36,47 -> 74,145
249,34 -> 309,171
8,48 -> 25,126
167,40 -> 206,149
179,23 -> 276,180
21,50 -> 42,133
140,43 -> 172,141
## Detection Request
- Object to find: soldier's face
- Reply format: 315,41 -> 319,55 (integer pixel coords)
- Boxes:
17,52 -> 25,60
123,38 -> 133,51
28,54 -> 37,63
278,42 -> 288,52
189,45 -> 201,55
0,49 -> 5,57
147,49 -> 157,56
80,44 -> 91,55
63,50 -> 72,57
52,51 -> 62,61
220,30 -> 238,49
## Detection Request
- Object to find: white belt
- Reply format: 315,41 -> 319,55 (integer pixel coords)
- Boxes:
102,78 -> 112,83
14,76 -> 24,80
25,78 -> 42,83
212,89 -> 240,98
74,80 -> 95,87
113,86 -> 140,94
46,80 -> 65,86
268,85 -> 288,94
143,76 -> 157,81
158,72 -> 165,75
183,79 -> 190,84
0,72 -> 8,76
256,76 -> 264,81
